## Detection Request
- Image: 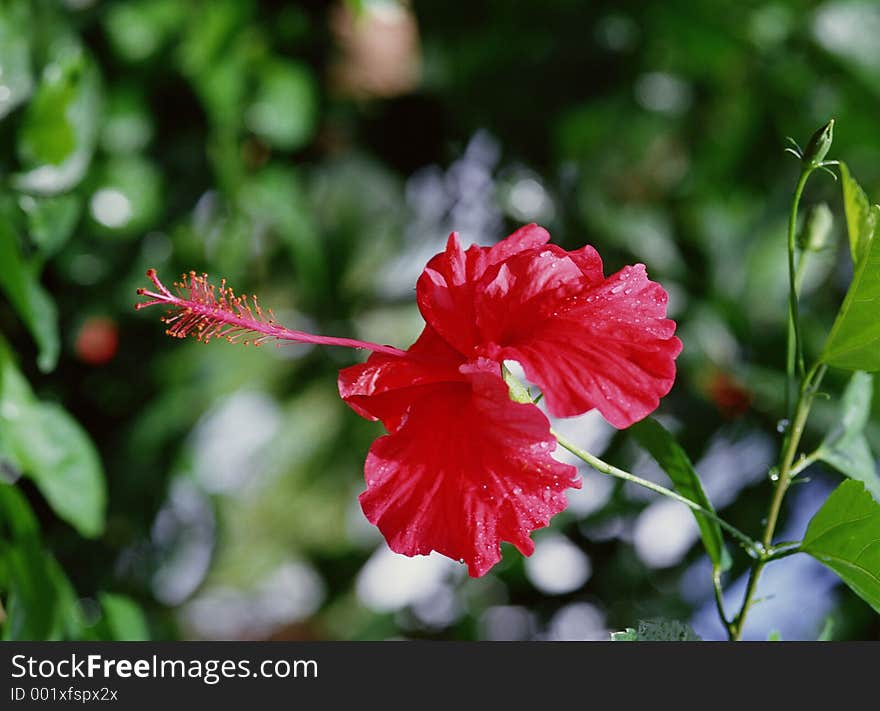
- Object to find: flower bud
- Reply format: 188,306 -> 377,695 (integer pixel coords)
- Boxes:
797,202 -> 833,251
802,119 -> 834,166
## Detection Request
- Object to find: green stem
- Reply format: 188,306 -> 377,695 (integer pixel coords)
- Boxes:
785,168 -> 812,416
732,560 -> 764,639
765,364 -> 826,548
552,431 -> 760,555
728,155 -> 834,640
763,546 -> 803,563
788,449 -> 820,480
730,363 -> 826,639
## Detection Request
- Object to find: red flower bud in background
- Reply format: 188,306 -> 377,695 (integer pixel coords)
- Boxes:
75,317 -> 119,366
705,370 -> 752,419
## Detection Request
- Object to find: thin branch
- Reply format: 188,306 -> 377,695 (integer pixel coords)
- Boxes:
552,431 -> 760,555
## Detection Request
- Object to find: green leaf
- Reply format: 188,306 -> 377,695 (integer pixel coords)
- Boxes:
11,404 -> 106,538
46,555 -> 86,640
0,527 -> 84,640
18,73 -> 77,165
20,194 -> 82,258
610,619 -> 702,641
817,371 -> 880,502
630,418 -> 731,570
0,0 -> 34,120
840,163 -> 877,266
0,480 -> 86,640
104,0 -> 184,63
0,539 -> 59,640
0,221 -> 60,372
821,204 -> 880,371
14,47 -> 101,195
802,480 -> 880,613
246,61 -> 317,151
97,594 -> 150,641
0,336 -> 33,404
178,2 -> 251,127
178,0 -> 251,77
0,341 -> 106,537
0,481 -> 39,540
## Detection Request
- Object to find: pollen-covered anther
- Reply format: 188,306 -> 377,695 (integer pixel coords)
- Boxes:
136,268 -> 407,357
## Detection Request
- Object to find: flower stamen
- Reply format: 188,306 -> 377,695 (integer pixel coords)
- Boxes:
136,269 -> 406,356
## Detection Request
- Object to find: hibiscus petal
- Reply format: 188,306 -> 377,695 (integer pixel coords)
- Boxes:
416,224 -> 550,354
476,247 -> 682,428
338,325 -> 463,433
484,223 -> 552,267
358,358 -> 580,577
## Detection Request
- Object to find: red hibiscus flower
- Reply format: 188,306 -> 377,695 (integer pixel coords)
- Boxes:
138,224 -> 681,576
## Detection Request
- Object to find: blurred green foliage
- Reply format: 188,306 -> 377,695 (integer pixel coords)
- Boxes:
0,0 -> 878,640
